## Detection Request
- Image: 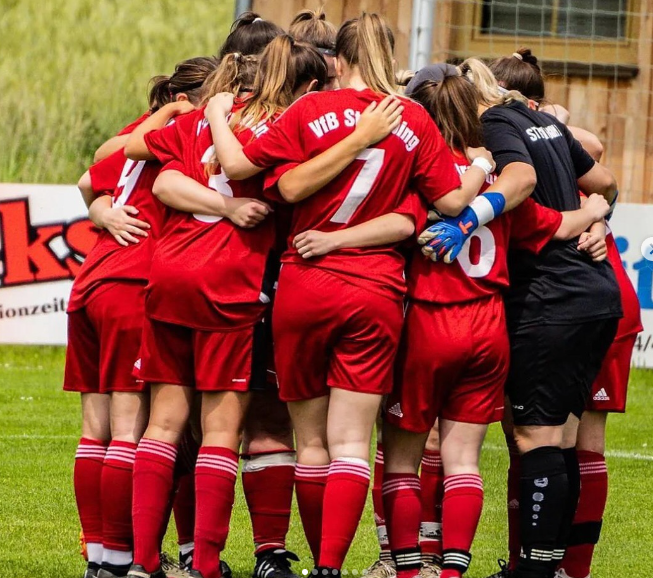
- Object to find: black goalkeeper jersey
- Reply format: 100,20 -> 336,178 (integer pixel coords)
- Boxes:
481,101 -> 622,328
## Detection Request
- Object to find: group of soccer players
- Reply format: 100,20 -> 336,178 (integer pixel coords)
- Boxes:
63,8 -> 642,578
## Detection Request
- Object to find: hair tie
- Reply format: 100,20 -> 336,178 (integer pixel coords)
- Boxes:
512,52 -> 523,61
253,17 -> 263,23
233,52 -> 241,61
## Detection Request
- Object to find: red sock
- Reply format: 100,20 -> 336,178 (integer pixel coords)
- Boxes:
132,438 -> 178,573
440,474 -> 484,578
101,441 -> 137,556
319,458 -> 371,569
506,437 -> 521,571
420,450 -> 444,562
74,438 -> 108,563
383,473 -> 422,578
173,472 -> 196,548
560,451 -> 608,578
242,451 -> 295,555
295,464 -> 329,562
194,447 -> 239,578
372,444 -> 390,554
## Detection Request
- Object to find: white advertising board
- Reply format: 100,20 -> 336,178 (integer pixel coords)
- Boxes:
0,184 -> 651,367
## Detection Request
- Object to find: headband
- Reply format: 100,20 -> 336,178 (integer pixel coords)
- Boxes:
317,47 -> 336,57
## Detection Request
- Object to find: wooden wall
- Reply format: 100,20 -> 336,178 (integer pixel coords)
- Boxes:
251,0 -> 653,203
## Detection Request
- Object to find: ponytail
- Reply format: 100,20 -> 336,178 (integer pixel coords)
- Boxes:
335,13 -> 397,95
289,8 -> 337,53
201,52 -> 258,104
148,56 -> 219,112
236,35 -> 327,127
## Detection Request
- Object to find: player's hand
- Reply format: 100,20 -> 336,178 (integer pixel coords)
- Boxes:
293,230 -> 340,259
99,205 -> 150,247
582,193 -> 610,221
354,96 -> 404,146
578,231 -> 608,262
418,217 -> 469,263
224,197 -> 271,228
205,93 -> 235,120
466,146 -> 496,172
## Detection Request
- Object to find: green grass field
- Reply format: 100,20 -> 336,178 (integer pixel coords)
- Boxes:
0,345 -> 651,577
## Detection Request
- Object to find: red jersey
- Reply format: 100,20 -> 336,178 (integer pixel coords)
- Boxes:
243,88 -> 461,297
605,227 -> 643,338
408,152 -> 563,304
142,104 -> 275,330
68,113 -> 167,312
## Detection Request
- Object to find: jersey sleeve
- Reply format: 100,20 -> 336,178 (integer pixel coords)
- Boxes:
261,162 -> 300,203
88,149 -> 126,196
242,98 -> 307,168
509,197 -> 562,254
394,189 -> 428,228
160,159 -> 190,176
562,124 -> 596,178
143,112 -> 196,166
411,114 -> 461,203
482,110 -> 534,173
118,112 -> 151,135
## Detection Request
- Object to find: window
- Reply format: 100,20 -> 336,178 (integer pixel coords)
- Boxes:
449,0 -> 640,72
481,0 -> 627,40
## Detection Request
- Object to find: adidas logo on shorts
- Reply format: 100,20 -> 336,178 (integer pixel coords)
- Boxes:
593,388 -> 610,401
388,403 -> 404,418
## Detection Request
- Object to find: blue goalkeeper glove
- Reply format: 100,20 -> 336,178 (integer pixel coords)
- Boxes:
418,192 -> 506,263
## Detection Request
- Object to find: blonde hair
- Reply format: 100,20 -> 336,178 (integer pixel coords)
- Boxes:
289,8 -> 337,52
234,34 -> 327,128
335,12 -> 398,95
459,58 -> 528,106
200,53 -> 258,105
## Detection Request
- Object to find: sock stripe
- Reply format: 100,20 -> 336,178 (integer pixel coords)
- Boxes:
196,455 -> 239,476
329,461 -> 371,478
295,464 -> 329,479
75,447 -> 108,459
421,456 -> 443,468
444,474 -> 483,491
382,480 -> 421,495
137,439 -> 177,462
375,449 -> 385,463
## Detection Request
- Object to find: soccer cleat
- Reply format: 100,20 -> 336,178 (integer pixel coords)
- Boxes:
417,561 -> 441,578
484,559 -> 511,578
253,549 -> 300,578
83,562 -> 101,578
220,561 -> 233,578
177,550 -> 231,578
363,559 -> 397,578
126,565 -> 166,578
98,563 -> 131,578
555,570 -> 590,578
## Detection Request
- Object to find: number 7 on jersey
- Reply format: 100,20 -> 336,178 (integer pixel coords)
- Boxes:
330,148 -> 385,224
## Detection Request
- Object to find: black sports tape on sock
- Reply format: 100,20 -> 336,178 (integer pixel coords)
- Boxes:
567,520 -> 603,546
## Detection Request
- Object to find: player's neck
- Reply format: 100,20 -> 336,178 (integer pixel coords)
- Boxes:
341,71 -> 368,92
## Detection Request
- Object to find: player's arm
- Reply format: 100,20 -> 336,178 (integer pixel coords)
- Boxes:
152,170 -> 271,229
293,213 -> 416,259
124,101 -> 195,161
77,170 -> 96,208
277,97 -> 404,203
94,135 -> 130,163
553,194 -> 610,240
568,126 -> 603,162
577,219 -> 608,262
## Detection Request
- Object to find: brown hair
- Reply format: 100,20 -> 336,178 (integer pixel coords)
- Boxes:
335,13 -> 397,95
489,47 -> 545,103
219,12 -> 284,58
237,34 -> 328,127
200,53 -> 259,105
148,56 -> 219,112
411,76 -> 484,154
289,8 -> 337,53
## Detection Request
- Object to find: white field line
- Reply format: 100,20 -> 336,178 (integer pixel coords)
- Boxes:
0,436 -> 651,461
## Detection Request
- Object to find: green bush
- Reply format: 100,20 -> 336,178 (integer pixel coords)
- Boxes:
0,0 -> 233,184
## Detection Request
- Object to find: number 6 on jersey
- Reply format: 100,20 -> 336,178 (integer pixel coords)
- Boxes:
330,148 -> 385,224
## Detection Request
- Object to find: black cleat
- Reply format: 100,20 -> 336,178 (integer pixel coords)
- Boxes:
220,561 -> 233,578
484,559 -> 511,578
98,563 -> 131,578
84,562 -> 101,578
253,549 -> 300,578
177,549 -> 231,578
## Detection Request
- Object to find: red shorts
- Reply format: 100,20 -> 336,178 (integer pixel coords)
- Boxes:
138,317 -> 263,392
64,281 -> 146,394
587,332 -> 637,413
273,264 -> 404,402
386,294 -> 509,433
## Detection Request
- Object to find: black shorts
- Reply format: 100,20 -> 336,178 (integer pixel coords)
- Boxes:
506,318 -> 619,427
249,319 -> 275,393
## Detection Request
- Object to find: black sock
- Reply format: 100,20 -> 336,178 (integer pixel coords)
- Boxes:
552,448 -> 581,568
514,446 -> 568,578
